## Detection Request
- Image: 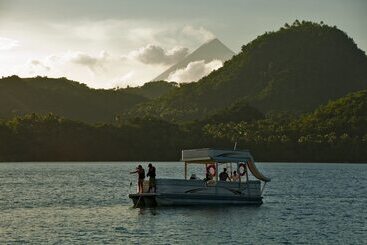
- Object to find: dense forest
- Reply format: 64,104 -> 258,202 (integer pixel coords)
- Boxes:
1,21 -> 367,162
202,89 -> 367,162
0,89 -> 366,162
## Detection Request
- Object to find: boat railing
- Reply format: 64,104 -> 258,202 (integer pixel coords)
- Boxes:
132,178 -> 261,196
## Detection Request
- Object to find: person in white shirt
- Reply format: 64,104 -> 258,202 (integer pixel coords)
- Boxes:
232,170 -> 240,182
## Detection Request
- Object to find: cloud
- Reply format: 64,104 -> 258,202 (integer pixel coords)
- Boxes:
2,21 -> 217,88
0,37 -> 19,50
130,44 -> 188,65
0,16 -> 222,88
49,19 -> 215,52
15,50 -> 159,88
167,59 -> 223,83
181,26 -> 215,43
29,59 -> 50,71
67,51 -> 109,70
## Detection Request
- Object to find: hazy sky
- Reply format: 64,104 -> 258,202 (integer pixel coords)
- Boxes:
1,0 -> 366,88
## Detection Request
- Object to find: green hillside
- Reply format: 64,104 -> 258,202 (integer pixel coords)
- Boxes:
202,89 -> 367,162
295,89 -> 367,137
201,99 -> 265,124
131,21 -> 367,122
0,76 -> 177,123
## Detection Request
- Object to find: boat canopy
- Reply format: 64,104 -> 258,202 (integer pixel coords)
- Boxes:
182,148 -> 270,182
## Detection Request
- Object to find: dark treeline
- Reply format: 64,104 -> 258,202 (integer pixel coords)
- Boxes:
0,114 -> 187,161
1,89 -> 366,162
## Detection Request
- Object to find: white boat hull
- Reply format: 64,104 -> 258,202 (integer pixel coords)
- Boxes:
129,178 -> 264,207
156,193 -> 262,206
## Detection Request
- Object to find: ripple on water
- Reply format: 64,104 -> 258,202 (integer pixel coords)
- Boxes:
0,162 -> 366,244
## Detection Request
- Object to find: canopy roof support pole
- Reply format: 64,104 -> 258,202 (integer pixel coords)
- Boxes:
215,162 -> 218,195
246,162 -> 250,197
245,163 -> 249,183
261,181 -> 267,195
229,162 -> 233,178
237,162 -> 241,188
184,162 -> 187,180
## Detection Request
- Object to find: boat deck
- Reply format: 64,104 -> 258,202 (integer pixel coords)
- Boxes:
129,193 -> 158,208
129,192 -> 263,208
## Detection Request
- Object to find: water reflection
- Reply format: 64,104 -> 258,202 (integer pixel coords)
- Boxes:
137,207 -> 158,216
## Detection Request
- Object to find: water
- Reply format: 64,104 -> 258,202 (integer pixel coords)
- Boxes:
0,162 -> 366,244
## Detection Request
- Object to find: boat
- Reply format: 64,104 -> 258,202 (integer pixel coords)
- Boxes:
128,148 -> 270,207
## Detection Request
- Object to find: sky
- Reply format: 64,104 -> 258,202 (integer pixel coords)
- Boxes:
0,0 -> 366,88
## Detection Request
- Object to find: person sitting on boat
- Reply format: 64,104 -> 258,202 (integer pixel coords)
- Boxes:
190,173 -> 198,180
147,163 -> 156,193
130,165 -> 145,193
232,171 -> 240,182
219,168 -> 231,181
203,172 -> 213,181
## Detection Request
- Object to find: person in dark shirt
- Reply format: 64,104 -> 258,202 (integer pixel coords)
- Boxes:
147,163 -> 156,193
219,168 -> 230,181
130,165 -> 145,193
190,173 -> 197,180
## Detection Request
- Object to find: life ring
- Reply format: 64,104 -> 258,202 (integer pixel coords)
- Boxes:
206,164 -> 216,176
239,163 -> 247,176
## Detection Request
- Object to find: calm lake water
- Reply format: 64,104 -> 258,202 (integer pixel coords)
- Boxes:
0,162 -> 366,244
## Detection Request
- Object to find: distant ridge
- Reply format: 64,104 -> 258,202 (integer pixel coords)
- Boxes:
152,38 -> 235,81
0,76 -> 147,123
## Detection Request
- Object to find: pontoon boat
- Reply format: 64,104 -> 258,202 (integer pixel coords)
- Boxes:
128,148 -> 270,207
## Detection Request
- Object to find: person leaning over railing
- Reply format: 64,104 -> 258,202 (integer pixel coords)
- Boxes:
219,168 -> 231,181
130,165 -> 145,193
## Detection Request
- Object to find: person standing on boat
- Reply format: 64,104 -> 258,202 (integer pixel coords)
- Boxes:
147,163 -> 156,193
130,165 -> 145,193
219,168 -> 231,181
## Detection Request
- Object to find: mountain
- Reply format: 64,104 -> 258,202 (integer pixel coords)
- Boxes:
0,76 -> 147,123
132,21 -> 367,122
152,38 -> 235,81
